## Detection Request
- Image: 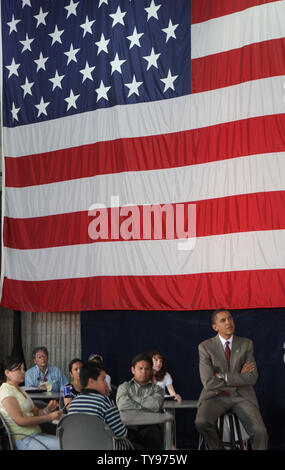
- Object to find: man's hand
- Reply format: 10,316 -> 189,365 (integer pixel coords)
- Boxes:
38,384 -> 47,390
241,362 -> 255,374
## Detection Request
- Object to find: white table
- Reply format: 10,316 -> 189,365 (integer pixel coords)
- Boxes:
120,410 -> 174,450
26,391 -> 61,400
163,399 -> 198,410
163,400 -> 198,447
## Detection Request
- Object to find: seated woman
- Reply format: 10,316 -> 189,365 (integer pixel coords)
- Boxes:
62,358 -> 83,411
150,350 -> 182,403
0,356 -> 63,450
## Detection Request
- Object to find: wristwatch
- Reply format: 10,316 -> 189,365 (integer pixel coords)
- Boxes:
218,372 -> 225,381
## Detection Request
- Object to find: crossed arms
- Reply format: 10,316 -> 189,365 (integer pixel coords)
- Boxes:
198,339 -> 258,392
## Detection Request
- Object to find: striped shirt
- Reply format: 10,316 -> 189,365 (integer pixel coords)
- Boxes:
68,389 -> 130,450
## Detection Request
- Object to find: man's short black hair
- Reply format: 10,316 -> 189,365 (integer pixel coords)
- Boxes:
211,308 -> 231,325
79,362 -> 105,388
131,353 -> 153,368
32,347 -> 49,359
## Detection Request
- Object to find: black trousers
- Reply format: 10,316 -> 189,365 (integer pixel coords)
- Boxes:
127,424 -> 163,450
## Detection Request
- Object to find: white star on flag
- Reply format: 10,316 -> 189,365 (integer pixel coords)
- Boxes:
7,14 -> 21,34
19,33 -> 35,53
49,70 -> 65,90
162,19 -> 179,42
80,16 -> 95,37
95,33 -> 110,55
21,77 -> 34,97
49,25 -> 64,46
35,97 -> 50,117
5,58 -> 20,78
125,75 -> 143,97
34,7 -> 49,28
65,89 -> 80,110
22,0 -> 31,7
34,52 -> 49,72
65,0 -> 79,18
11,102 -> 20,121
80,61 -> 95,82
96,80 -> 111,102
98,0 -> 108,7
143,47 -> 161,70
127,27 -> 144,49
64,44 -> 80,65
109,6 -> 127,27
110,53 -> 126,74
145,0 -> 161,21
160,69 -> 178,92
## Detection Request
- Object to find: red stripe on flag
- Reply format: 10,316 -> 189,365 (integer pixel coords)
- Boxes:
5,114 -> 285,187
192,38 -> 285,93
191,0 -> 280,24
4,191 -> 285,249
1,269 -> 285,312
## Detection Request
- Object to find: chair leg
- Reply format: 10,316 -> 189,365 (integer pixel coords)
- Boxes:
220,413 -> 249,450
228,414 -> 237,450
198,433 -> 208,450
233,414 -> 246,450
218,414 -> 224,441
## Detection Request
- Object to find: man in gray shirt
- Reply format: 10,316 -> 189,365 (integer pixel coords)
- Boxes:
116,353 -> 164,449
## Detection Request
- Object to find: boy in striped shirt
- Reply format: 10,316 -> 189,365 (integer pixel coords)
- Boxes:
68,362 -> 132,450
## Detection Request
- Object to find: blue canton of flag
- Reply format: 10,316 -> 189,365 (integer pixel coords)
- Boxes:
2,0 -> 191,128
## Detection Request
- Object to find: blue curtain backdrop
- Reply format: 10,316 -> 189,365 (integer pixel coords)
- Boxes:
81,308 -> 285,449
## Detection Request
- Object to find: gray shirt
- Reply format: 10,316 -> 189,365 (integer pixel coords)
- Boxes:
116,378 -> 164,412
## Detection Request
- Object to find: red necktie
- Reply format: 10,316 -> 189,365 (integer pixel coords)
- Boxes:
225,341 -> 231,368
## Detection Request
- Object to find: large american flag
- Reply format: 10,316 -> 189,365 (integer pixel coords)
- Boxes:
1,0 -> 285,312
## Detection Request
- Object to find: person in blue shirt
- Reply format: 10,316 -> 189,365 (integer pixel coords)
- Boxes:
25,347 -> 68,393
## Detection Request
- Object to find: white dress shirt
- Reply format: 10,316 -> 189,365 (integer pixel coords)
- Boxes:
218,335 -> 233,351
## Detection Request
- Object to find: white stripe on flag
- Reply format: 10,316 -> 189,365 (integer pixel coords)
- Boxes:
4,229 -> 285,281
5,152 -> 285,218
191,0 -> 285,58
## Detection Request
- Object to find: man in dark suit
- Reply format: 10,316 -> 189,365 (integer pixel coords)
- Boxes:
195,308 -> 268,449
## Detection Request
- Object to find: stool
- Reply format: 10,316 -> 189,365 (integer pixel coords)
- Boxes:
198,412 -> 250,450
218,412 -> 250,450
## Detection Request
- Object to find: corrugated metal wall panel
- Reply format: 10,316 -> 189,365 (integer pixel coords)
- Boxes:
22,311 -> 81,379
0,308 -> 13,360
0,308 -> 81,379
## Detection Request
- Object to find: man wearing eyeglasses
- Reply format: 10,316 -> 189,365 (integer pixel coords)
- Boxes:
25,347 -> 68,393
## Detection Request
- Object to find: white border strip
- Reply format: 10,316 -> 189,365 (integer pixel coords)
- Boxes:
0,0 -> 5,302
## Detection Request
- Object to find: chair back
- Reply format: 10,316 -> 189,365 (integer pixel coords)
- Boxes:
57,413 -> 116,450
0,413 -> 14,450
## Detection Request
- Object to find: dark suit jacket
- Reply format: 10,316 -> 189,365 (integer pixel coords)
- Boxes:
197,335 -> 259,407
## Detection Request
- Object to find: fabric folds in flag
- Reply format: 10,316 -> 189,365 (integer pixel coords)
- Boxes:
1,0 -> 285,312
